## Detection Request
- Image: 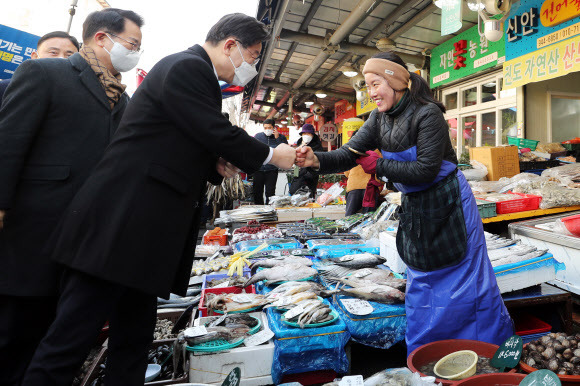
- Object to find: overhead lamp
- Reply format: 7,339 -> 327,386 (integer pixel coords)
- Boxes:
315,90 -> 327,98
304,101 -> 314,107
376,37 -> 397,51
342,65 -> 358,78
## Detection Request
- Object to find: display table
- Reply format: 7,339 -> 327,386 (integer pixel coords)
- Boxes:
502,283 -> 573,334
481,205 -> 580,223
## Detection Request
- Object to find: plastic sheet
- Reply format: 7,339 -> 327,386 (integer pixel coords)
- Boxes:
234,238 -> 302,252
493,253 -> 566,277
462,160 -> 488,181
265,304 -> 350,384
331,294 -> 406,349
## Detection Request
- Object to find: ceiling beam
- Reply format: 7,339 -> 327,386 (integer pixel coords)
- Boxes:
262,80 -> 354,100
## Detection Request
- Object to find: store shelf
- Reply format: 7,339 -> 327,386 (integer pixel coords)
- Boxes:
481,205 -> 580,223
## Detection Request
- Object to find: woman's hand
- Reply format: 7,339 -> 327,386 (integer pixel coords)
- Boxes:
295,146 -> 319,169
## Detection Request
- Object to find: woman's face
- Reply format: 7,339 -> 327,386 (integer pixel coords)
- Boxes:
365,73 -> 396,113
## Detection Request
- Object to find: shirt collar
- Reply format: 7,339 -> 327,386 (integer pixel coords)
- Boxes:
212,64 -> 218,80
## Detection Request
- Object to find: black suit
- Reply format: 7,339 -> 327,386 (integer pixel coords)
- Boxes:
23,45 -> 270,385
0,54 -> 128,385
0,79 -> 10,101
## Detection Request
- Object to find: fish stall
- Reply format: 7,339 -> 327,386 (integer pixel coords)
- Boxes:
509,211 -> 580,296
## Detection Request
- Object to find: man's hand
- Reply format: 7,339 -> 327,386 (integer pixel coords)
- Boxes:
0,210 -> 5,230
273,127 -> 279,139
270,143 -> 296,169
216,157 -> 240,179
295,146 -> 320,169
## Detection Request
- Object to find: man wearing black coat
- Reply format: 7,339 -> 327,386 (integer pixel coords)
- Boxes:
22,13 -> 296,386
253,118 -> 288,204
0,8 -> 143,386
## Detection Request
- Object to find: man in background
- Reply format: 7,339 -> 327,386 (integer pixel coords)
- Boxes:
0,8 -> 143,385
0,31 -> 80,100
253,118 -> 288,204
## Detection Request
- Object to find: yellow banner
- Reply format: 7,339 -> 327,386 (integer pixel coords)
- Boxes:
356,88 -> 377,116
541,0 -> 580,27
503,36 -> 580,89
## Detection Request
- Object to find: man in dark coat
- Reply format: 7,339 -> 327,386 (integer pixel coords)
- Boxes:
22,13 -> 295,386
290,123 -> 323,198
253,118 -> 288,204
0,31 -> 80,101
0,9 -> 143,386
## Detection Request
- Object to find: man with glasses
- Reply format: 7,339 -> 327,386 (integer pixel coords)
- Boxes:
0,8 -> 143,385
20,12 -> 295,386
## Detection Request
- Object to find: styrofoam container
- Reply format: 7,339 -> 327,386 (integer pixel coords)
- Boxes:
378,231 -> 407,274
189,312 -> 274,386
494,262 -> 557,294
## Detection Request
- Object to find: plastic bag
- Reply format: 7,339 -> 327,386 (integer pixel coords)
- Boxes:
541,164 -> 580,188
268,195 -> 292,208
462,160 -> 488,181
290,192 -> 312,207
364,368 -> 441,386
316,183 -> 345,206
536,142 -> 565,153
553,219 -> 573,236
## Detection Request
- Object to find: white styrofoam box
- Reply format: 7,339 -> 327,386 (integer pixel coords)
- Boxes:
189,312 -> 274,385
514,235 -> 580,295
312,205 -> 346,220
495,264 -> 558,294
378,231 -> 407,274
276,208 -> 312,222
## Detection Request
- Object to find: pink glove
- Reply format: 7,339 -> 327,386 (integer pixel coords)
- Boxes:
356,151 -> 380,175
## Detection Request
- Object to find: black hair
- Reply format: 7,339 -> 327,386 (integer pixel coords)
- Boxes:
371,51 -> 446,113
206,13 -> 270,48
222,112 -> 230,120
263,118 -> 275,126
82,8 -> 144,43
37,31 -> 80,51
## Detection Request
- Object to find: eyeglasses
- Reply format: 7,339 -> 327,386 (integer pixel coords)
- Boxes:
236,40 -> 260,66
106,32 -> 141,53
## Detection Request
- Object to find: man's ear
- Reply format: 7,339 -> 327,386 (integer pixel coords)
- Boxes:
31,51 -> 39,59
222,38 -> 237,56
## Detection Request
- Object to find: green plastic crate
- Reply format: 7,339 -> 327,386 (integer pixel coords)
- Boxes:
507,136 -> 539,150
562,143 -> 580,151
476,199 -> 497,218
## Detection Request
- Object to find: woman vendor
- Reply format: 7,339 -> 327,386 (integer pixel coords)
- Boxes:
296,51 -> 513,355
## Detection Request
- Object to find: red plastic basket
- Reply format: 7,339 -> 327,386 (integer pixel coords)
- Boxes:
513,313 -> 551,336
494,193 -> 542,214
198,285 -> 256,317
561,214 -> 580,237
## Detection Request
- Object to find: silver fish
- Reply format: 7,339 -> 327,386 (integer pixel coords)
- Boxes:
491,249 -> 549,267
340,276 -> 407,292
486,238 -> 518,250
487,244 -> 537,261
340,284 -> 405,304
243,263 -> 318,286
332,253 -> 387,269
250,256 -> 313,270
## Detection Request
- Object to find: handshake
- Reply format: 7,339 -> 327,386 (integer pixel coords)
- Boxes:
270,143 -> 319,170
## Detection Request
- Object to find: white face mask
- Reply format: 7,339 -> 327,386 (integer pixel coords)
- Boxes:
302,135 -> 313,144
229,42 -> 258,87
264,129 -> 274,136
104,35 -> 141,73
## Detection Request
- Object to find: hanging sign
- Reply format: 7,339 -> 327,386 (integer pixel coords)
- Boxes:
0,24 -> 39,79
490,335 -> 523,372
540,0 -> 580,27
335,99 -> 357,123
430,23 -> 505,88
355,88 -> 377,115
342,118 -> 364,145
441,0 -> 463,36
320,122 -> 338,142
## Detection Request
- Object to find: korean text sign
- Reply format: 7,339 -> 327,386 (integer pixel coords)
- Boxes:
0,24 -> 39,79
430,23 -> 506,88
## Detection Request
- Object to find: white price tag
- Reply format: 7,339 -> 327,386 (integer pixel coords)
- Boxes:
184,326 -> 208,338
338,375 -> 364,386
284,305 -> 304,320
232,294 -> 252,303
340,299 -> 374,316
354,268 -> 373,278
244,328 -> 274,347
213,281 -> 230,288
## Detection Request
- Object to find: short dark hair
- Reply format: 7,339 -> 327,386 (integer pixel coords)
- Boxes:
206,13 -> 270,48
37,31 -> 80,51
263,119 -> 275,126
82,8 -> 144,43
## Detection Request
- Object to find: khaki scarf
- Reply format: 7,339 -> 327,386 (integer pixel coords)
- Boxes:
79,46 -> 126,109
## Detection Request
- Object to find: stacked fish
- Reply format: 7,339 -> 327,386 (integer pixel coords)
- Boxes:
205,292 -> 270,313
487,243 -> 548,267
215,206 -> 277,225
244,258 -> 318,286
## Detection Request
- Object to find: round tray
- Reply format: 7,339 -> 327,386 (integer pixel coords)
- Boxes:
282,309 -> 339,328
212,304 -> 263,314
186,316 -> 262,353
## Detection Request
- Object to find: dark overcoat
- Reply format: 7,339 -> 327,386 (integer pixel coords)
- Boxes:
0,54 -> 128,296
51,45 -> 270,298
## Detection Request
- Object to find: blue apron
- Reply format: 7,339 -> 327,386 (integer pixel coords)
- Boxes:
381,147 -> 513,355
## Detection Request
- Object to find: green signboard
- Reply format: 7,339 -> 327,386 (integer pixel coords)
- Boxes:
430,23 -> 506,88
441,0 -> 463,36
490,335 -> 523,372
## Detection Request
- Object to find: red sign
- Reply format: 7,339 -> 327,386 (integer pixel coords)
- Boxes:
453,40 -> 467,69
334,99 -> 357,124
277,126 -> 289,139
